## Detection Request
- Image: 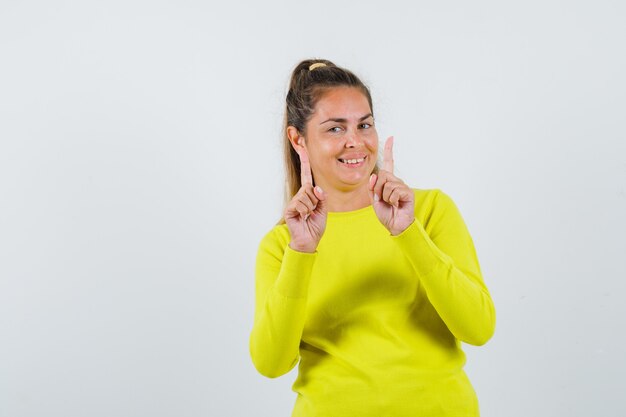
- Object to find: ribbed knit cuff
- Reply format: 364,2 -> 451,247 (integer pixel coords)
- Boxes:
274,246 -> 317,298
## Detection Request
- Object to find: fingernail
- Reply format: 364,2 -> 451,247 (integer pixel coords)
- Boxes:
374,193 -> 380,202
315,186 -> 323,194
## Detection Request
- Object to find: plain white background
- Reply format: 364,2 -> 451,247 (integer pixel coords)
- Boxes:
1,1 -> 624,416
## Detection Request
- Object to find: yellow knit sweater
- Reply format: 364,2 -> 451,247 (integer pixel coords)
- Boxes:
250,189 -> 495,416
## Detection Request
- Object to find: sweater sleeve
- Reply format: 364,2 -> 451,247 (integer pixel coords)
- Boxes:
392,190 -> 496,346
249,227 -> 317,378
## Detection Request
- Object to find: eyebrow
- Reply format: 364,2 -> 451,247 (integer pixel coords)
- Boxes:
319,113 -> 373,125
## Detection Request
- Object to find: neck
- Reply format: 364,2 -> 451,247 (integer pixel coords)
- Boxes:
323,183 -> 372,212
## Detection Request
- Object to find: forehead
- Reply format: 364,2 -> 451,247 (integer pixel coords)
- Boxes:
311,87 -> 372,120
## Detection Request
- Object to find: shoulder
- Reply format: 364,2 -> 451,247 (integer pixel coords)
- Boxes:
411,188 -> 465,231
412,188 -> 457,212
257,223 -> 291,261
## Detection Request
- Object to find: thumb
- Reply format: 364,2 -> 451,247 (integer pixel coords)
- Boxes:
313,186 -> 327,212
368,173 -> 377,203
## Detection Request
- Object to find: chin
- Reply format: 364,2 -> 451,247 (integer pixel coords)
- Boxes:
336,173 -> 369,188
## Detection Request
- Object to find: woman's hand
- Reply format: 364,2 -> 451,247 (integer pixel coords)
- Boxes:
284,148 -> 327,253
368,136 -> 415,235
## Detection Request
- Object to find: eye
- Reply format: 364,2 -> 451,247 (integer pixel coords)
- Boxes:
328,126 -> 343,133
359,123 -> 372,129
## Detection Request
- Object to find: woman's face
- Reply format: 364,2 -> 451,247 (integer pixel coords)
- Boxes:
297,86 -> 378,192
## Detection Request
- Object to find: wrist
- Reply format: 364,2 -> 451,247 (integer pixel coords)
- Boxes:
389,218 -> 415,236
289,241 -> 317,253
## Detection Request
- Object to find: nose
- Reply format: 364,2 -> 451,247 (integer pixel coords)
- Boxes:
345,129 -> 363,148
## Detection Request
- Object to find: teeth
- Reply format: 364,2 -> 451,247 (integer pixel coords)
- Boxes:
340,158 -> 365,164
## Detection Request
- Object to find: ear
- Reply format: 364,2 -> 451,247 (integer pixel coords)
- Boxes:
287,126 -> 306,153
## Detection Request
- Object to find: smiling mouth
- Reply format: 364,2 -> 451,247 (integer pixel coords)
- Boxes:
338,156 -> 366,165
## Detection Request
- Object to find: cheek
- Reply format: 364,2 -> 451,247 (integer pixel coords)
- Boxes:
319,142 -> 342,160
367,136 -> 379,168
365,135 -> 379,154
308,142 -> 336,169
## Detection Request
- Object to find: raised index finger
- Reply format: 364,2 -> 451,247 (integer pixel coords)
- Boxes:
299,147 -> 313,186
383,136 -> 394,173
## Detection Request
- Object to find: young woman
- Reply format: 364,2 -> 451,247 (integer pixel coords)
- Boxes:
249,59 -> 496,416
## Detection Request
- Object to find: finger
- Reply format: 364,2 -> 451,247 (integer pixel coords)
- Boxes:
295,201 -> 311,219
299,187 -> 318,212
394,186 -> 413,206
389,187 -> 404,207
383,136 -> 394,173
387,184 -> 408,207
302,184 -> 319,204
298,147 -> 313,186
313,185 -> 325,201
286,187 -> 315,213
382,181 -> 401,205
312,186 -> 327,213
312,185 -> 325,204
368,173 -> 377,191
372,172 -> 389,203
284,201 -> 303,220
367,174 -> 377,203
